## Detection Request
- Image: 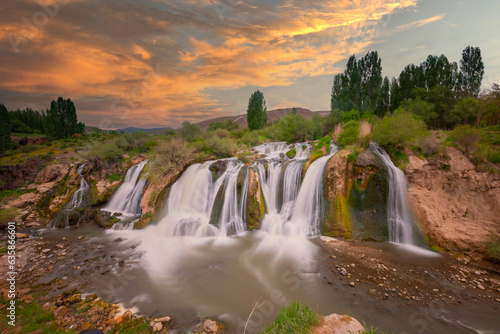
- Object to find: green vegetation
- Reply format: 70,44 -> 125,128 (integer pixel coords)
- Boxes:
247,90 -> 267,131
0,208 -> 18,225
0,103 -> 13,153
337,120 -> 360,147
371,109 -> 427,150
262,300 -> 322,334
486,234 -> 500,261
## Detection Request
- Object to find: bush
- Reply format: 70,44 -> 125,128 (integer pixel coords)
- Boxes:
213,128 -> 231,139
341,109 -> 360,122
263,300 -> 321,334
0,208 -> 18,225
337,120 -> 359,147
371,109 -> 427,150
487,234 -> 500,261
148,138 -> 194,183
241,131 -> 261,147
180,121 -> 203,142
448,125 -> 481,154
114,136 -> 129,150
205,135 -> 237,157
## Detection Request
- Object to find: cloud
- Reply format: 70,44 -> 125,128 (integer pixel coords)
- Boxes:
395,13 -> 446,32
0,0 -> 420,128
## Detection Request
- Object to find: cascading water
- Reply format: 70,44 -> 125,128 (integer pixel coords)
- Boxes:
50,163 -> 90,228
103,160 -> 148,216
370,143 -> 418,245
254,142 -> 337,237
155,159 -> 248,237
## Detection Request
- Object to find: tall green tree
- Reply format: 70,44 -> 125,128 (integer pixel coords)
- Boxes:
43,97 -> 82,140
0,104 -> 13,153
247,90 -> 267,130
459,46 -> 484,98
377,76 -> 390,115
359,51 -> 382,112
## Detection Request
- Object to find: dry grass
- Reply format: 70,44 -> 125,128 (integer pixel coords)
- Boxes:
358,120 -> 371,138
333,124 -> 343,141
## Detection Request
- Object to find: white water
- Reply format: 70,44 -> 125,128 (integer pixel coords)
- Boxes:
153,159 -> 248,237
103,160 -> 148,216
50,163 -> 89,228
370,143 -> 417,245
257,142 -> 338,237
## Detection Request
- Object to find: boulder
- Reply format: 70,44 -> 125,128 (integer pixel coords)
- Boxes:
312,313 -> 365,334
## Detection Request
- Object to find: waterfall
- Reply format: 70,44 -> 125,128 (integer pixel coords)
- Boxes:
155,159 -> 248,237
103,160 -> 148,216
256,142 -> 336,237
50,163 -> 90,228
370,143 -> 418,245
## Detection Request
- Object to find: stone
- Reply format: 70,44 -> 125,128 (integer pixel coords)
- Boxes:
339,268 -> 348,276
349,282 -> 355,287
42,249 -> 51,253
78,236 -> 85,240
91,314 -> 100,323
15,233 -> 28,238
122,310 -> 132,319
42,302 -> 51,311
312,313 -> 365,334
53,305 -> 68,318
155,316 -> 171,323
197,319 -> 219,333
153,322 -> 163,332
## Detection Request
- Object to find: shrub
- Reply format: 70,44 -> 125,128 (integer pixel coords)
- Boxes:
205,135 -> 237,157
95,142 -> 124,163
213,128 -> 231,139
147,138 -> 194,183
0,208 -> 18,225
263,300 -> 321,334
371,109 -> 427,150
448,125 -> 481,154
114,136 -> 129,150
487,234 -> 500,262
286,147 -> 296,159
180,121 -> 203,142
241,131 -> 261,147
337,120 -> 359,147
341,109 -> 360,122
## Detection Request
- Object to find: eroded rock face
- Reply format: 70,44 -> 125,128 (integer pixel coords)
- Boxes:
246,167 -> 265,230
406,147 -> 500,256
0,157 -> 45,190
322,148 -> 389,241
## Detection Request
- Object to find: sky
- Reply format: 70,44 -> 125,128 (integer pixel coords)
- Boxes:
0,0 -> 499,129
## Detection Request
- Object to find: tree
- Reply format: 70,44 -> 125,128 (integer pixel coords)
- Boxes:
43,97 -> 82,140
460,46 -> 484,97
401,99 -> 437,127
180,121 -> 203,142
359,51 -> 382,112
0,104 -> 13,153
377,76 -> 390,115
448,125 -> 481,154
450,97 -> 480,125
247,90 -> 267,130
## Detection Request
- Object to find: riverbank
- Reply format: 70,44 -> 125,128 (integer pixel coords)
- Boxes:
1,225 -> 499,333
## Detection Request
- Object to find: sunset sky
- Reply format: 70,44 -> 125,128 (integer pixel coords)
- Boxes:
1,0 -> 499,129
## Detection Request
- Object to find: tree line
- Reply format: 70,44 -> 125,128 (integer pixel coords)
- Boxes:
0,97 -> 86,153
330,46 -> 498,129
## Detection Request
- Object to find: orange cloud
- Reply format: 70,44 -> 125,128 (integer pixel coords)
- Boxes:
0,0 -> 420,128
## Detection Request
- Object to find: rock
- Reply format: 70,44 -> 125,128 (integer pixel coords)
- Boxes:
155,316 -> 171,323
339,268 -> 348,276
53,305 -> 68,318
78,236 -> 85,240
195,318 -> 220,333
21,295 -> 34,303
15,233 -> 28,238
62,237 -> 67,241
152,322 -> 163,332
122,310 -> 132,319
383,293 -> 390,300
349,282 -> 355,287
66,294 -> 82,304
42,302 -> 51,311
312,313 -> 365,334
90,314 -> 100,323
42,249 -> 51,253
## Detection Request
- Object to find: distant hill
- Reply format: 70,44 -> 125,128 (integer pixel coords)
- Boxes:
116,127 -> 173,135
196,107 -> 330,131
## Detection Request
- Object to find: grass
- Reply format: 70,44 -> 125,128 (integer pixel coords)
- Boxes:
262,300 -> 321,334
0,187 -> 36,201
105,172 -> 122,183
486,233 -> 500,262
0,296 -> 76,334
0,208 -> 18,225
106,317 -> 153,334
